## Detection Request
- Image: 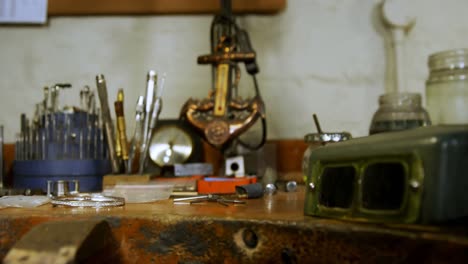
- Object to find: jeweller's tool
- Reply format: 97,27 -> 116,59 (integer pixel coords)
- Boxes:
50,84 -> 71,113
47,179 -> 79,197
173,194 -> 245,207
127,96 -> 145,174
115,89 -> 129,172
139,72 -> 166,174
96,74 -> 120,173
13,84 -> 112,193
139,71 -> 157,174
114,89 -> 128,171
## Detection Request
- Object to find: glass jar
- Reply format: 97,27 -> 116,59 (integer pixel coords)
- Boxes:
426,49 -> 468,125
369,92 -> 431,135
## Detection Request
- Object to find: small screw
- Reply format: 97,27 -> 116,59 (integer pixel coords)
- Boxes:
309,182 -> 315,191
410,180 -> 420,191
286,181 -> 297,192
264,183 -> 277,195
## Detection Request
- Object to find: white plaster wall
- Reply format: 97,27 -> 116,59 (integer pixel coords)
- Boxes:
0,0 -> 467,142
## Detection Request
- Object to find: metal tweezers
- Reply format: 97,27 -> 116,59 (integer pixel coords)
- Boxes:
173,194 -> 246,207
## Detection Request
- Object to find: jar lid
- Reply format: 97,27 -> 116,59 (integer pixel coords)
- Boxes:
427,68 -> 468,84
379,92 -> 422,106
428,48 -> 468,71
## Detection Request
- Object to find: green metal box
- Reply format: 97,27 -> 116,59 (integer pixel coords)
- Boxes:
304,125 -> 468,224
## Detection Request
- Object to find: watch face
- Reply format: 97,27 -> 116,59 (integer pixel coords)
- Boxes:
149,125 -> 194,167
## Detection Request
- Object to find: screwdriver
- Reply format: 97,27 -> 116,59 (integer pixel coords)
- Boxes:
138,71 -> 157,174
96,74 -> 120,173
139,72 -> 166,174
127,96 -> 144,174
115,89 -> 129,171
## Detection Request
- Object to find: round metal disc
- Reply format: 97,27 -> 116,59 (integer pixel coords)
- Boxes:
149,125 -> 193,167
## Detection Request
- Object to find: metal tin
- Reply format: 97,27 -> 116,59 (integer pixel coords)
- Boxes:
304,125 -> 468,224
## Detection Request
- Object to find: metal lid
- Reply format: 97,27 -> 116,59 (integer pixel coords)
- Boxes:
378,92 -> 422,107
428,48 -> 468,71
427,68 -> 468,84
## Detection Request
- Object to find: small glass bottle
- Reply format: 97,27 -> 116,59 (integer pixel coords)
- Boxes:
369,92 -> 431,135
426,49 -> 468,125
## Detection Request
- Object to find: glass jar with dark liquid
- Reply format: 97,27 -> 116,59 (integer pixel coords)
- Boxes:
369,92 -> 431,135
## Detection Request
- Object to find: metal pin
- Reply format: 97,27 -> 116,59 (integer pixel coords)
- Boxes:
79,130 -> 84,160
80,90 -> 85,110
87,121 -> 92,159
43,86 -> 49,112
28,127 -> 33,160
94,109 -> 100,159
22,132 -> 27,160
34,129 -> 40,160
173,195 -> 211,202
16,133 -> 23,160
15,133 -> 20,160
64,114 -> 71,159
98,110 -> 105,159
88,91 -> 96,114
44,111 -> 49,143
56,128 -> 63,160
47,180 -> 53,197
51,113 -> 57,142
70,133 -> 77,159
41,130 -> 47,160
20,114 -> 27,159
51,86 -> 58,112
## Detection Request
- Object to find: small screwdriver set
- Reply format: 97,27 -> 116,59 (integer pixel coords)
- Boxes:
13,83 -> 111,192
12,71 -> 167,193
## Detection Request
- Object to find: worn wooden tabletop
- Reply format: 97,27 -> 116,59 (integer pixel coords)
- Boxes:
1,186 -> 468,263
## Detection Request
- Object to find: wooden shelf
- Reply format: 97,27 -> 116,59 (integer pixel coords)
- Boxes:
47,0 -> 286,15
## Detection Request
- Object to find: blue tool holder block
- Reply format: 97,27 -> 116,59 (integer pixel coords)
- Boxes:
14,159 -> 111,192
13,112 -> 111,192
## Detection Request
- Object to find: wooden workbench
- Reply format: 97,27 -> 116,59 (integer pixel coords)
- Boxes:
1,187 -> 468,263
